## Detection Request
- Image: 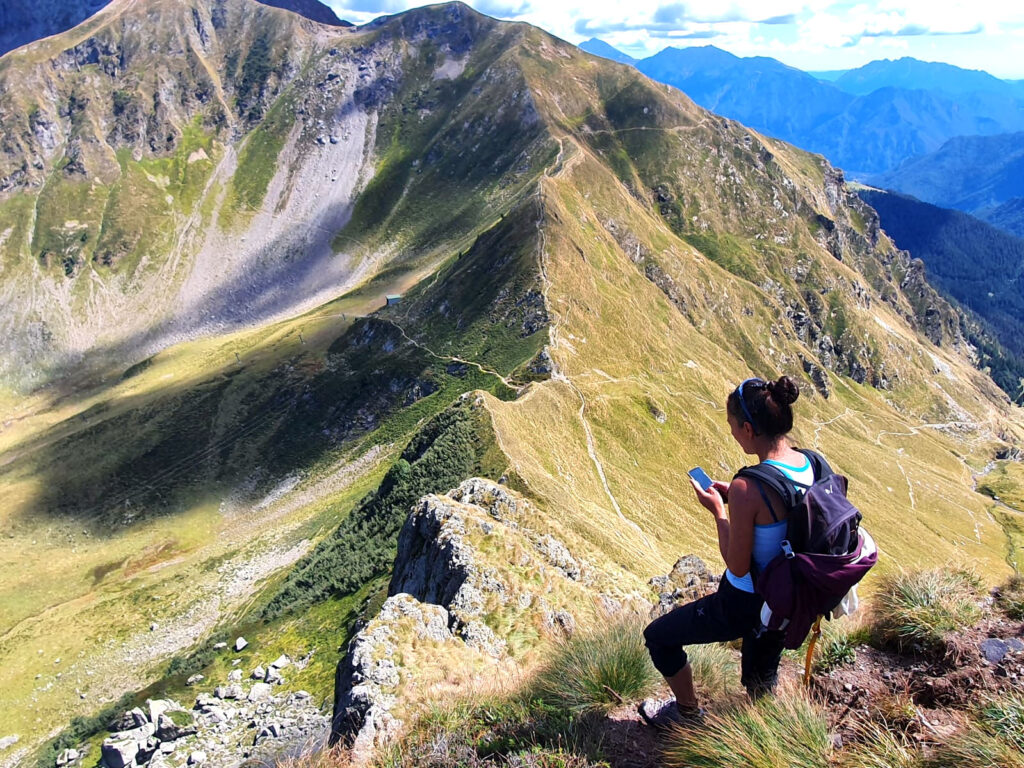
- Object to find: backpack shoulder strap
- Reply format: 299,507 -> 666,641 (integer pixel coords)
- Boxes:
734,464 -> 799,523
795,448 -> 833,481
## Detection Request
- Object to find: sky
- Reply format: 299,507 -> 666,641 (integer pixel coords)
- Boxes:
323,0 -> 1024,78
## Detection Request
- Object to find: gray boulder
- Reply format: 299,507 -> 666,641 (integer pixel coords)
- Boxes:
234,637 -> 248,651
101,739 -> 139,768
214,684 -> 244,700
249,682 -> 272,701
155,711 -> 197,741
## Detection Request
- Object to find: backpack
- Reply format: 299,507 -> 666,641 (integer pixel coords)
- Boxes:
735,449 -> 878,649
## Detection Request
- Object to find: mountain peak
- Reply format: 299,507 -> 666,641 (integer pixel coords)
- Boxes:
577,37 -> 636,65
835,55 -> 1011,95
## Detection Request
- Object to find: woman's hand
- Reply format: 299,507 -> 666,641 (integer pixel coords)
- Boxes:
689,477 -> 727,520
711,480 -> 730,503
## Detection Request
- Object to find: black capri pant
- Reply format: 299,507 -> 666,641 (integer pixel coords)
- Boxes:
643,575 -> 785,696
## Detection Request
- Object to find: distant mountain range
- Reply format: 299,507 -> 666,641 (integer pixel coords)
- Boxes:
579,41 -> 1024,177
833,56 -> 1018,96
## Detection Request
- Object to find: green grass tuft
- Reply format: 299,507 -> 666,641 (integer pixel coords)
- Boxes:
686,642 -> 740,701
995,574 -> 1024,620
870,568 -> 982,655
661,690 -> 833,768
813,620 -> 862,673
532,615 -> 661,715
922,723 -> 1024,768
977,692 -> 1024,752
835,721 -> 920,768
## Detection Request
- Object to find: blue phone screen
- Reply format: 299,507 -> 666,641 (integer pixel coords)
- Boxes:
688,467 -> 713,490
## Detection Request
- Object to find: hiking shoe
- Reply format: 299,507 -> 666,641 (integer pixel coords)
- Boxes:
637,698 -> 705,730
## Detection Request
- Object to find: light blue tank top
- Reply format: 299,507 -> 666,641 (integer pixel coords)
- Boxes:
726,454 -> 814,593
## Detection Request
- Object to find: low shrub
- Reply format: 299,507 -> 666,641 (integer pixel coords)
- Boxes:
813,619 -> 861,673
370,694 -> 605,768
661,690 -> 833,768
871,568 -> 982,655
995,574 -> 1024,620
533,615 -> 661,714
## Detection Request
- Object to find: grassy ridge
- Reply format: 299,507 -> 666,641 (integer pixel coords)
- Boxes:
264,395 -> 508,618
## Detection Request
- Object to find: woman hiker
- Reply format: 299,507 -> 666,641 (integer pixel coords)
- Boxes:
639,375 -> 819,728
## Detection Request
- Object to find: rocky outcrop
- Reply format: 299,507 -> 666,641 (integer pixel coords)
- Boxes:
648,554 -> 719,616
331,479 -> 592,761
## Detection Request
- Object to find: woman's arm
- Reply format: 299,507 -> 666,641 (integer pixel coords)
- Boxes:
690,476 -> 756,575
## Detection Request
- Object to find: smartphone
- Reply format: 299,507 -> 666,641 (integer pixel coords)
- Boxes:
688,467 -> 714,491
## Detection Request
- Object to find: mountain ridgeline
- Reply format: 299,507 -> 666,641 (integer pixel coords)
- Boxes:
0,0 -> 349,58
2,1 -> 1024,762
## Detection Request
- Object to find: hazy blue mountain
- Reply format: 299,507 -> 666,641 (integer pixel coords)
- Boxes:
858,188 -> 1024,399
835,57 -> 1014,96
578,37 -> 636,64
257,0 -> 351,26
811,87 -> 1024,175
634,45 -> 851,143
808,69 -> 850,81
628,45 -> 1024,175
872,131 -> 1024,227
0,0 -> 112,58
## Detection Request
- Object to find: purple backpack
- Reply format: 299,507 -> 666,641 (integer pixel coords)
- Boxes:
737,450 -> 878,649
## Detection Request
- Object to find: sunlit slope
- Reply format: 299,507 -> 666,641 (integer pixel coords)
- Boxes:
483,30 -> 1024,585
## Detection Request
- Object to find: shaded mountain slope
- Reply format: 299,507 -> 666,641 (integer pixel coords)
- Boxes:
0,0 -> 113,58
856,188 -> 1024,401
872,131 -> 1024,237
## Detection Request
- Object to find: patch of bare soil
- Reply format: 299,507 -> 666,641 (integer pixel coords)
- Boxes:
602,699 -> 667,768
814,613 -> 1024,750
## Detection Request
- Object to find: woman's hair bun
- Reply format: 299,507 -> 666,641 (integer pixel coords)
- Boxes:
767,376 -> 799,406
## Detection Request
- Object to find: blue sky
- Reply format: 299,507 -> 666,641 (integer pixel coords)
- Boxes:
324,0 -> 1024,78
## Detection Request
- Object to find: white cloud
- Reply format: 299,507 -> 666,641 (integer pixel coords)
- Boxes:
321,0 -> 1024,76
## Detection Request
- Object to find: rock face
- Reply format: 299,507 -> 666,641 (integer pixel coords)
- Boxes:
648,554 -> 719,616
331,478 -> 593,761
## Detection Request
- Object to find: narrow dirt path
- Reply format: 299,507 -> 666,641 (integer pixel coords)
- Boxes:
534,147 -> 658,556
381,319 -> 522,392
